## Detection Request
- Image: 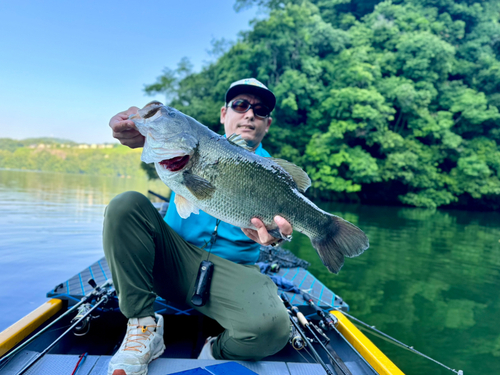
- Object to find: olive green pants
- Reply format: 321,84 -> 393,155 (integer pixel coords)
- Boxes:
103,191 -> 289,360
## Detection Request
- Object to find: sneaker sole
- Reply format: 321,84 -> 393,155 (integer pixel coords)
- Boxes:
108,343 -> 166,375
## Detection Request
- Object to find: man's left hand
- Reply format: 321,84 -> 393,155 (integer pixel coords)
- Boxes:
242,216 -> 292,246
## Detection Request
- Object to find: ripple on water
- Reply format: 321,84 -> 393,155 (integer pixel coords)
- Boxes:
0,169 -> 170,331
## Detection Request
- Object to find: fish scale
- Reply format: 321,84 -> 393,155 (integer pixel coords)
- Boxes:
190,141 -> 310,232
134,102 -> 369,273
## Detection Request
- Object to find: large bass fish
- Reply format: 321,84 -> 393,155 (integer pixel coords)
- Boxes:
131,101 -> 369,273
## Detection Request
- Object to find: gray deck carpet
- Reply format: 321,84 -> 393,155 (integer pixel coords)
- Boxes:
1,351 -> 334,375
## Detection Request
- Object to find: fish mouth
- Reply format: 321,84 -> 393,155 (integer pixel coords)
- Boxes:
130,101 -> 164,122
159,155 -> 190,172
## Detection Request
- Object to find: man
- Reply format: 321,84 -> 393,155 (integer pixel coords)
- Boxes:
105,78 -> 292,375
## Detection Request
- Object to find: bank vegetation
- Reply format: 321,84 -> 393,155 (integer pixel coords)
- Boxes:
143,0 -> 500,210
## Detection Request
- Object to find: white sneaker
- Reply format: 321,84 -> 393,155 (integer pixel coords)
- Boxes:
108,313 -> 165,375
197,336 -> 217,360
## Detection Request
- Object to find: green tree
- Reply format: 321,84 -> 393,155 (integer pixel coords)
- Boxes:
142,0 -> 500,209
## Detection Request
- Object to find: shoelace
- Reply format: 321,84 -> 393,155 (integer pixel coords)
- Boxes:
123,324 -> 158,352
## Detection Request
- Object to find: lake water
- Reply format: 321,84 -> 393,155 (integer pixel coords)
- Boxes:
0,169 -> 498,374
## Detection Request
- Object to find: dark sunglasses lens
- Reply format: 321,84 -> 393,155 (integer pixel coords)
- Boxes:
231,100 -> 251,112
230,99 -> 270,117
253,105 -> 270,117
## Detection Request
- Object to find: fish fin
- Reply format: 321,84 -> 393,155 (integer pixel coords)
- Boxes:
183,173 -> 216,200
311,215 -> 369,274
174,194 -> 199,219
227,134 -> 254,152
269,158 -> 311,193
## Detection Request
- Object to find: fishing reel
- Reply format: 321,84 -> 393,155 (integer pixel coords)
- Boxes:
2,278 -> 115,375
71,278 -> 111,336
309,322 -> 330,345
290,314 -> 329,345
289,328 -> 305,350
301,291 -> 338,332
71,303 -> 96,336
282,294 -> 336,375
288,309 -> 330,346
316,311 -> 338,332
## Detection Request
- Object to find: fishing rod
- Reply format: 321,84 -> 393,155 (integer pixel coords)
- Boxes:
15,288 -> 112,375
147,190 -> 169,202
288,325 -> 306,351
300,291 -> 378,375
302,291 -> 338,330
0,278 -> 113,366
303,290 -> 464,375
282,293 -> 350,375
281,295 -> 335,375
287,312 -> 333,372
280,288 -> 378,375
301,291 -> 353,375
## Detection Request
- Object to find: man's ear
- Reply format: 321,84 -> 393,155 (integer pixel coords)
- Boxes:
220,106 -> 227,124
266,117 -> 273,132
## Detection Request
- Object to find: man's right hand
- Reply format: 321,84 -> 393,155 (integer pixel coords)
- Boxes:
109,106 -> 145,148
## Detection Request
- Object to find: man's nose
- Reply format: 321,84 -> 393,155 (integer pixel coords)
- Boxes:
244,108 -> 255,119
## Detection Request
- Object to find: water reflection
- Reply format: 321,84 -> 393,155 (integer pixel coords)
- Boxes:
0,169 -> 170,334
289,202 -> 500,374
0,169 -> 170,206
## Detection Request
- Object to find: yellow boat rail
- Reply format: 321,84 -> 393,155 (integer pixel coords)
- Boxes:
0,299 -> 63,357
332,310 -> 405,375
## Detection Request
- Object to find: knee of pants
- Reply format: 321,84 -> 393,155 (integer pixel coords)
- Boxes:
241,306 -> 290,359
103,191 -> 154,257
105,191 -> 149,222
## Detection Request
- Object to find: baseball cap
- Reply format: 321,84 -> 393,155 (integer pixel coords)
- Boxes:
225,78 -> 276,112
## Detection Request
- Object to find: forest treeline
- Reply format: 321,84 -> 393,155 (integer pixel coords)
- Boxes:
0,138 -> 146,178
144,0 -> 500,210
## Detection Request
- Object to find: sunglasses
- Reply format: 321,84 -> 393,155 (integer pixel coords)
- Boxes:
227,99 -> 271,119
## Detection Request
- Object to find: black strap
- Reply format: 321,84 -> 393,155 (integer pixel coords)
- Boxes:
200,219 -> 221,261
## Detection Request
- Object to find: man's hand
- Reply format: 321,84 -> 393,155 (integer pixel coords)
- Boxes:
109,106 -> 145,148
242,216 -> 293,246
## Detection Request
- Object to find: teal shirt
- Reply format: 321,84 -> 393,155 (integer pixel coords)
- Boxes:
165,143 -> 271,265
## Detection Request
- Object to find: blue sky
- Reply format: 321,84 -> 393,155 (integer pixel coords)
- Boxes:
0,1 -> 258,144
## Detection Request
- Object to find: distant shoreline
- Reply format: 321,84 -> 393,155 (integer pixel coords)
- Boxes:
0,168 -> 137,178
0,139 -> 146,178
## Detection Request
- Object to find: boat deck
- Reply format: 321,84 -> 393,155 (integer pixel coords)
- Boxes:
3,352 -> 351,375
1,255 -> 380,375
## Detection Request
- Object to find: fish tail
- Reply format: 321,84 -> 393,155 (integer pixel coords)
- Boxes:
311,215 -> 369,274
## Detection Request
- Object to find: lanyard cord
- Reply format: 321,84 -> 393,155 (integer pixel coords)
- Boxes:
201,219 -> 221,261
